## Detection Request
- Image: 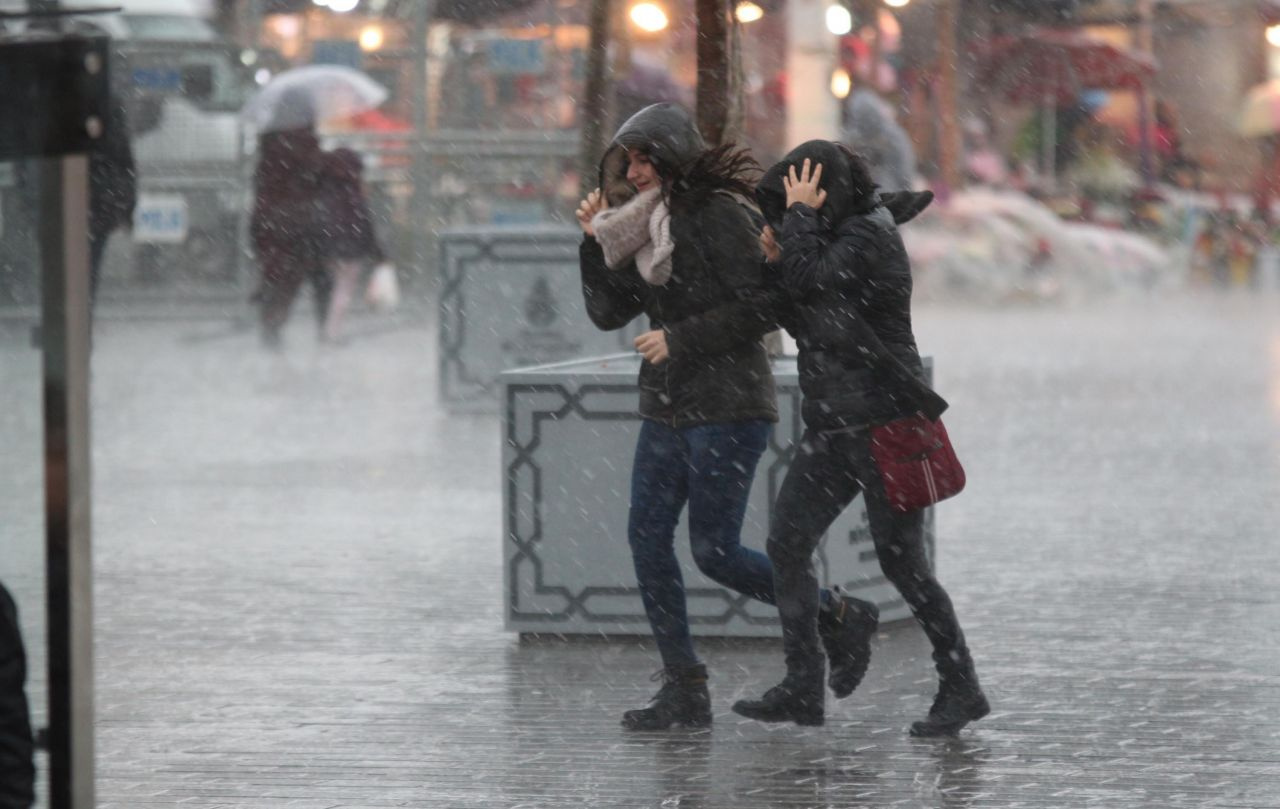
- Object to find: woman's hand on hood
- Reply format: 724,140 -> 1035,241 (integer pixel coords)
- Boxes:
576,188 -> 608,236
783,159 -> 828,211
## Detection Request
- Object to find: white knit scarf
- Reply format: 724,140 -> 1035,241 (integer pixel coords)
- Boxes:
590,187 -> 674,286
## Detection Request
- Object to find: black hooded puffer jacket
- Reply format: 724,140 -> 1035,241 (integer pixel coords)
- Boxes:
579,103 -> 778,427
0,584 -> 35,809
757,140 -> 945,432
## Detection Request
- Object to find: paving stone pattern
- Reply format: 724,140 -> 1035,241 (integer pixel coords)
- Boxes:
2,292 -> 1279,808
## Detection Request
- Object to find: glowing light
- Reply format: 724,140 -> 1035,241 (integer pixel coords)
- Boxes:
735,1 -> 764,23
269,15 -> 301,39
630,2 -> 669,33
884,0 -> 910,7
359,25 -> 384,51
254,68 -> 272,85
831,67 -> 852,99
328,0 -> 359,12
1268,24 -> 1280,48
826,5 -> 853,36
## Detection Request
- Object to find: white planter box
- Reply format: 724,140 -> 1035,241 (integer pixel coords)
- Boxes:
501,353 -> 935,637
438,226 -> 642,410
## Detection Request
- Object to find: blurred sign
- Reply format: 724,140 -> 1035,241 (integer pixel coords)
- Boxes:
312,40 -> 362,70
134,193 -> 189,243
132,66 -> 182,92
438,226 -> 641,410
488,39 -> 545,76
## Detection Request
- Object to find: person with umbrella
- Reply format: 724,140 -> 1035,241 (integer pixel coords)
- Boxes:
249,88 -> 334,347
245,67 -> 388,347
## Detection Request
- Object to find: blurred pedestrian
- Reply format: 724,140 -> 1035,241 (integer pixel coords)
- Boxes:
249,89 -> 332,348
89,96 -> 137,312
575,104 -> 873,731
0,583 -> 34,809
843,88 -> 916,191
732,142 -> 989,736
319,147 -> 384,343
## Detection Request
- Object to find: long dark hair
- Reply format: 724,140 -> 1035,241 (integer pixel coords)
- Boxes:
651,143 -> 761,209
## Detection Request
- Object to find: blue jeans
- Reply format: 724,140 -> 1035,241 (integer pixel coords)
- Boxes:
627,419 -> 831,669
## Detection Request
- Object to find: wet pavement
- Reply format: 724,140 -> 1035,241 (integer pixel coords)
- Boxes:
3,290 -> 1280,808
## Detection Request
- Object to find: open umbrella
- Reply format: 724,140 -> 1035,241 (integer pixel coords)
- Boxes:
242,65 -> 388,133
1239,79 -> 1280,138
977,29 -> 1156,180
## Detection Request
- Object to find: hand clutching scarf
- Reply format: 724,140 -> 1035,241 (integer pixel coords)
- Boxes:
590,187 -> 674,286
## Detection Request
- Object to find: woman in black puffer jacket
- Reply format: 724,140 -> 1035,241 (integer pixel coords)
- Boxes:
576,105 -> 870,732
731,142 -> 989,736
0,584 -> 34,809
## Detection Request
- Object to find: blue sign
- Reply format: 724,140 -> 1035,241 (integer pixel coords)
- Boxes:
132,67 -> 182,92
312,40 -> 362,70
488,39 -> 545,76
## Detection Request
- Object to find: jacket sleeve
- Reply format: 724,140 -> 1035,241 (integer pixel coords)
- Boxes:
776,203 -> 876,298
664,200 -> 785,359
580,236 -> 646,331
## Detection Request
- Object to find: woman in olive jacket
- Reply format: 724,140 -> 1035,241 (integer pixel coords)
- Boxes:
576,105 -> 870,731
731,141 -> 989,736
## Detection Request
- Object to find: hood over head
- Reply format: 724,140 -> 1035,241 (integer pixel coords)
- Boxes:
756,140 -> 879,232
598,103 -> 706,207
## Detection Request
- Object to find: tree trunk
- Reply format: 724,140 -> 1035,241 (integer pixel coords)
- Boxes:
696,0 -> 733,146
579,0 -> 613,198
936,0 -> 962,194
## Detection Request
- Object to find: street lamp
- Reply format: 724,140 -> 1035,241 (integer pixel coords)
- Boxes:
359,25 -> 384,52
831,67 -> 852,99
826,4 -> 853,35
630,2 -> 670,33
735,1 -> 764,23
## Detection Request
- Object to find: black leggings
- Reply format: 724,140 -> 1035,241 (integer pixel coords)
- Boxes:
767,428 -> 971,677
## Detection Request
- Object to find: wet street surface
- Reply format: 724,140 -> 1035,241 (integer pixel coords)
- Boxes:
3,290 -> 1280,808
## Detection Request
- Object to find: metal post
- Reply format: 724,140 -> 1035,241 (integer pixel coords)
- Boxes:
410,0 -> 435,293
2,27 -> 104,809
39,153 -> 94,809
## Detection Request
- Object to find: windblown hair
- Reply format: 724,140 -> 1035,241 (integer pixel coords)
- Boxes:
655,143 -> 761,209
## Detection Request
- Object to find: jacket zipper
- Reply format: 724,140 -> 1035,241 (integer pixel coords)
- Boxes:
653,293 -> 677,428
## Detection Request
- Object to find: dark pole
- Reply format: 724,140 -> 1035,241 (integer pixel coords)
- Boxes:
410,0 -> 435,291
40,150 -> 95,809
696,0 -> 731,146
579,0 -> 612,198
32,31 -> 100,809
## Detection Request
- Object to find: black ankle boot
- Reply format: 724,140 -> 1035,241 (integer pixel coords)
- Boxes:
910,661 -> 989,737
731,672 -> 825,726
621,664 -> 712,731
818,590 -> 879,699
